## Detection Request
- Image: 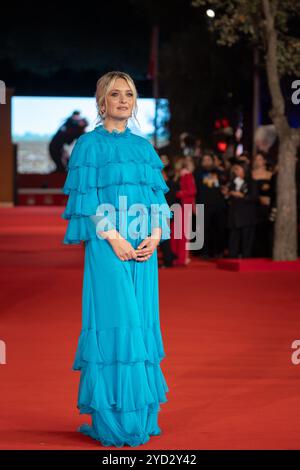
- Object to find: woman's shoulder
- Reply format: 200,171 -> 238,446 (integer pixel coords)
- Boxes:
251,169 -> 273,180
71,130 -> 96,149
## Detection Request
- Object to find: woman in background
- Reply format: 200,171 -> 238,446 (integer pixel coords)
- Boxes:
170,155 -> 196,266
251,152 -> 275,258
159,154 -> 178,267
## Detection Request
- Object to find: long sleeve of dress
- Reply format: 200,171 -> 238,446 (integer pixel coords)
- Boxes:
61,136 -> 103,244
146,144 -> 173,244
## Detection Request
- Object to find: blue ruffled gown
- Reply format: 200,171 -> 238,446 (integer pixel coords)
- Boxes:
61,123 -> 173,447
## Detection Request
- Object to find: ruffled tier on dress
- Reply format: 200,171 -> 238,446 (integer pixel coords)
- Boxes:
61,130 -> 173,245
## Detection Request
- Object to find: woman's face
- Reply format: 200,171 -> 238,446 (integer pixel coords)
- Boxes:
175,157 -> 184,170
253,153 -> 266,169
102,77 -> 134,121
161,154 -> 169,166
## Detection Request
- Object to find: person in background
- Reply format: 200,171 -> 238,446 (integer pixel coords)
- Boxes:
193,152 -> 228,259
213,153 -> 226,173
49,111 -> 88,172
226,162 -> 259,258
159,154 -> 178,267
251,152 -> 275,258
237,150 -> 251,165
193,136 -> 203,160
170,156 -> 196,266
229,151 -> 251,167
179,132 -> 196,157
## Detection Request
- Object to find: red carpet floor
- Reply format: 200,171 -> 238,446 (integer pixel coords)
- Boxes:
1,206 -> 300,450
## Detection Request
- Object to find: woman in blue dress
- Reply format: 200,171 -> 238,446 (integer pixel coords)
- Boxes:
61,71 -> 173,447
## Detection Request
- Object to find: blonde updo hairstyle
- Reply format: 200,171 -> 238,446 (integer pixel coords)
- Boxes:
95,71 -> 140,128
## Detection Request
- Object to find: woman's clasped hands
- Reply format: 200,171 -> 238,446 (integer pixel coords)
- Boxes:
99,228 -> 162,262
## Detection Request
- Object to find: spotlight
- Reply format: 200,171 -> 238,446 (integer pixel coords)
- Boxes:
206,9 -> 215,18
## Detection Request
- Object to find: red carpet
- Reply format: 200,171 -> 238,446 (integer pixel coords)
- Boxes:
0,206 -> 300,450
217,257 -> 300,272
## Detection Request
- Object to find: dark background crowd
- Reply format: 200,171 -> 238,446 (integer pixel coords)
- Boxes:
158,130 -> 300,267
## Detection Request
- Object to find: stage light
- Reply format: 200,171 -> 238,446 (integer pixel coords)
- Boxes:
206,9 -> 215,18
217,141 -> 227,152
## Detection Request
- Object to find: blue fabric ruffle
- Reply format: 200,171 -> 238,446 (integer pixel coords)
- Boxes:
61,129 -> 173,245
